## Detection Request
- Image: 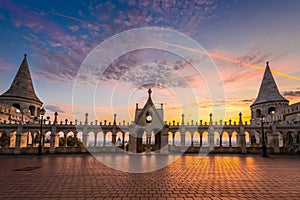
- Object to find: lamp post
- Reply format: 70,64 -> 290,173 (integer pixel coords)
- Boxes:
38,107 -> 46,156
260,114 -> 268,157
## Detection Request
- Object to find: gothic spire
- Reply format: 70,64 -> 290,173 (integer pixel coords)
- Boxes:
251,62 -> 288,106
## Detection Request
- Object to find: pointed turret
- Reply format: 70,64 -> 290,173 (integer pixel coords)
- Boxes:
251,62 -> 288,106
250,62 -> 289,123
0,54 -> 43,116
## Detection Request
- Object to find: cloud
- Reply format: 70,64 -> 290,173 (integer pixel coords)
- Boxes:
1,0 -> 219,87
119,62 -> 189,89
44,104 -> 65,113
68,25 -> 80,32
241,99 -> 255,103
0,58 -> 16,71
282,91 -> 300,97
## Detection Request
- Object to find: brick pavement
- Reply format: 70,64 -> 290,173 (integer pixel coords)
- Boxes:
0,154 -> 299,200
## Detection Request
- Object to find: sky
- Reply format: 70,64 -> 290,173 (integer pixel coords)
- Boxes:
0,0 -> 300,124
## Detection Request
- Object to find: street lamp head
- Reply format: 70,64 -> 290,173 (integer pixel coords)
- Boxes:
260,114 -> 266,122
40,108 -> 46,116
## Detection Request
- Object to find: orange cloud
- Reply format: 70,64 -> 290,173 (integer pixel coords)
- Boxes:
157,40 -> 300,81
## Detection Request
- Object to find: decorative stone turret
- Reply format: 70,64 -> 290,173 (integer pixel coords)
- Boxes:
0,54 -> 43,117
250,62 -> 289,123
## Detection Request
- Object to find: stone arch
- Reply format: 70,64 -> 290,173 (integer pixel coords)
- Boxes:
105,132 -> 112,146
66,131 -> 75,147
87,132 -> 95,147
214,131 -> 220,147
29,105 -> 35,116
222,131 -> 230,147
142,131 -> 147,144
42,131 -> 51,147
168,132 -> 173,145
96,132 -> 104,147
193,132 -> 200,147
286,131 -> 294,146
278,131 -> 284,147
202,131 -> 209,146
265,131 -> 271,145
9,131 -> 16,148
231,131 -> 238,147
57,131 -> 65,147
116,131 -> 123,147
152,128 -> 161,146
12,103 -> 20,110
0,131 -> 9,148
185,132 -> 191,146
254,131 -> 260,144
33,131 -> 40,147
256,109 -> 261,118
151,131 -> 155,145
174,132 -> 181,146
245,131 -> 250,147
296,132 -> 300,144
76,132 -> 83,147
124,132 -> 129,144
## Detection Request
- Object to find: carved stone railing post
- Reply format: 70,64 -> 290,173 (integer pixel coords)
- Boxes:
14,123 -> 23,154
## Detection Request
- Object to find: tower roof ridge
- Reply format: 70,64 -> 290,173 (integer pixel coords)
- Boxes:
251,62 -> 288,106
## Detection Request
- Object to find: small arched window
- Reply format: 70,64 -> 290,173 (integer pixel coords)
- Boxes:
268,107 -> 276,115
12,103 -> 20,110
29,106 -> 35,116
146,111 -> 152,123
255,109 -> 261,118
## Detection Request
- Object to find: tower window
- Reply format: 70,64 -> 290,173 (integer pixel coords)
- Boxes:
146,112 -> 152,123
256,109 -> 261,118
268,107 -> 276,115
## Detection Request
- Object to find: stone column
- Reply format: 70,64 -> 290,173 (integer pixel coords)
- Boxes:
239,126 -> 247,154
122,132 -> 125,149
180,113 -> 186,152
14,123 -> 23,154
103,133 -> 106,147
49,124 -> 56,153
112,114 -> 117,147
208,113 -> 215,151
128,125 -> 137,153
200,132 -> 203,147
160,126 -> 169,154
219,133 -> 223,148
271,124 -> 280,153
94,133 -> 97,147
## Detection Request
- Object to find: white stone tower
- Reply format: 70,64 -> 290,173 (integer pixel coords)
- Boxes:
250,62 -> 289,123
0,54 -> 43,117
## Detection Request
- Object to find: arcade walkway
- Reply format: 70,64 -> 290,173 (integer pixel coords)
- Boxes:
0,154 -> 299,199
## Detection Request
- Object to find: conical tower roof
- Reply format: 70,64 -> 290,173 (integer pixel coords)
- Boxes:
0,54 -> 42,105
251,62 -> 288,106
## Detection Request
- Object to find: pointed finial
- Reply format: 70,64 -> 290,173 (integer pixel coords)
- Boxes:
24,54 -> 27,57
181,114 -> 185,125
85,113 -> 89,125
239,112 -> 243,125
266,61 -> 269,67
54,112 -> 58,124
209,113 -> 213,125
113,113 -> 116,125
148,89 -> 152,98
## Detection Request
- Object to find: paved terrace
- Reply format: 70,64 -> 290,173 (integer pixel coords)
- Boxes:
0,154 -> 299,200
